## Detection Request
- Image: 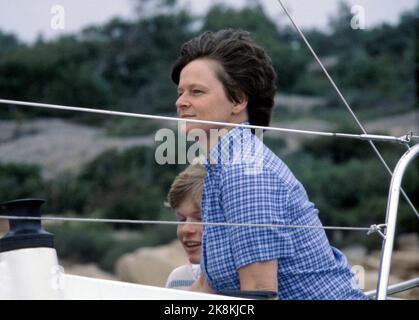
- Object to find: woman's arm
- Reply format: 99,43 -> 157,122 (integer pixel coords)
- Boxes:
238,259 -> 278,299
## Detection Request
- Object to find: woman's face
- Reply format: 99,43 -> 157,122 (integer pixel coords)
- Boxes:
176,58 -> 236,136
176,196 -> 202,264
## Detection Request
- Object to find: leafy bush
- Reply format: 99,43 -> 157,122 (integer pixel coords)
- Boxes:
0,163 -> 47,202
46,221 -> 177,272
46,223 -> 114,264
45,146 -> 182,228
284,139 -> 419,248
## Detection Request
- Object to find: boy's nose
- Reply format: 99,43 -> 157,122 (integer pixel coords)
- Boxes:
182,219 -> 197,233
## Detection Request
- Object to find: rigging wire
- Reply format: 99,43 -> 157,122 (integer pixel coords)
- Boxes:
0,214 -> 387,238
276,0 -> 419,219
0,99 -> 413,144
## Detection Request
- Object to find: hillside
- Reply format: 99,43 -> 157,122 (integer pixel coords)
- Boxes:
0,118 -> 154,179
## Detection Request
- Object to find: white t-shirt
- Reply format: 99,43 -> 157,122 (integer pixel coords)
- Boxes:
165,264 -> 201,290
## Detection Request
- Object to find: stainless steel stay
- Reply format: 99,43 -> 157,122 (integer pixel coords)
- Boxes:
376,143 -> 419,300
366,277 -> 419,299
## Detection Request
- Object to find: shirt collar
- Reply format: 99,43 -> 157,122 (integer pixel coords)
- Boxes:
204,121 -> 251,169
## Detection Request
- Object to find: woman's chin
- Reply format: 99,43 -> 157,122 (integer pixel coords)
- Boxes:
181,123 -> 201,135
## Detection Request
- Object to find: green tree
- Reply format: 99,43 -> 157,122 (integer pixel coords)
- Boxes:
0,37 -> 112,121
201,4 -> 309,92
0,164 -> 46,202
0,30 -> 22,55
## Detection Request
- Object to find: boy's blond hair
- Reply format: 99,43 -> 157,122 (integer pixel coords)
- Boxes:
166,163 -> 207,209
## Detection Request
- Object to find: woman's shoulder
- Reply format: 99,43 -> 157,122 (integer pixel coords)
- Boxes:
220,156 -> 295,189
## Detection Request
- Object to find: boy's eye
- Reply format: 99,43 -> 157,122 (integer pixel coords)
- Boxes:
192,89 -> 203,95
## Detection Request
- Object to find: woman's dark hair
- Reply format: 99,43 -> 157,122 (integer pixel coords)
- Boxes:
171,29 -> 277,127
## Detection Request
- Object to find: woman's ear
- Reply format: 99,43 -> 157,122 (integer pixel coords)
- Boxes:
231,95 -> 248,115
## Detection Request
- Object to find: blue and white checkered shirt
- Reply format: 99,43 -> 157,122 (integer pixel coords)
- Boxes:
200,122 -> 367,300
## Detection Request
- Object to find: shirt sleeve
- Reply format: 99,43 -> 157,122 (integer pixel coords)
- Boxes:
165,265 -> 196,290
220,164 -> 295,269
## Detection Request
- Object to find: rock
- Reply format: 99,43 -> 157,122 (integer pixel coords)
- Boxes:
361,270 -> 415,299
0,220 -> 8,235
397,233 -> 419,251
274,94 -> 328,112
362,270 -> 402,291
352,248 -> 419,277
344,244 -> 419,299
115,240 -> 188,287
364,271 -> 419,300
364,110 -> 419,137
390,250 -> 419,279
343,245 -> 367,266
60,261 -> 117,281
362,251 -> 381,270
0,118 -> 154,180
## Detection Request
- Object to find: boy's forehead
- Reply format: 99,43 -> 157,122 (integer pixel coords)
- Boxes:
176,197 -> 201,214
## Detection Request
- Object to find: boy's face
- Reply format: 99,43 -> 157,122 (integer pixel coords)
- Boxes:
176,196 -> 202,264
175,58 -> 235,135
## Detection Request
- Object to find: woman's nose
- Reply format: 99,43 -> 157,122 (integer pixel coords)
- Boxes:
176,94 -> 190,110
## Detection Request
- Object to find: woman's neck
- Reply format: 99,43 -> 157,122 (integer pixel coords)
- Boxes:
202,114 -> 249,158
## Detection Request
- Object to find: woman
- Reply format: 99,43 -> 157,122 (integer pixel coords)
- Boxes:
171,29 -> 367,300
